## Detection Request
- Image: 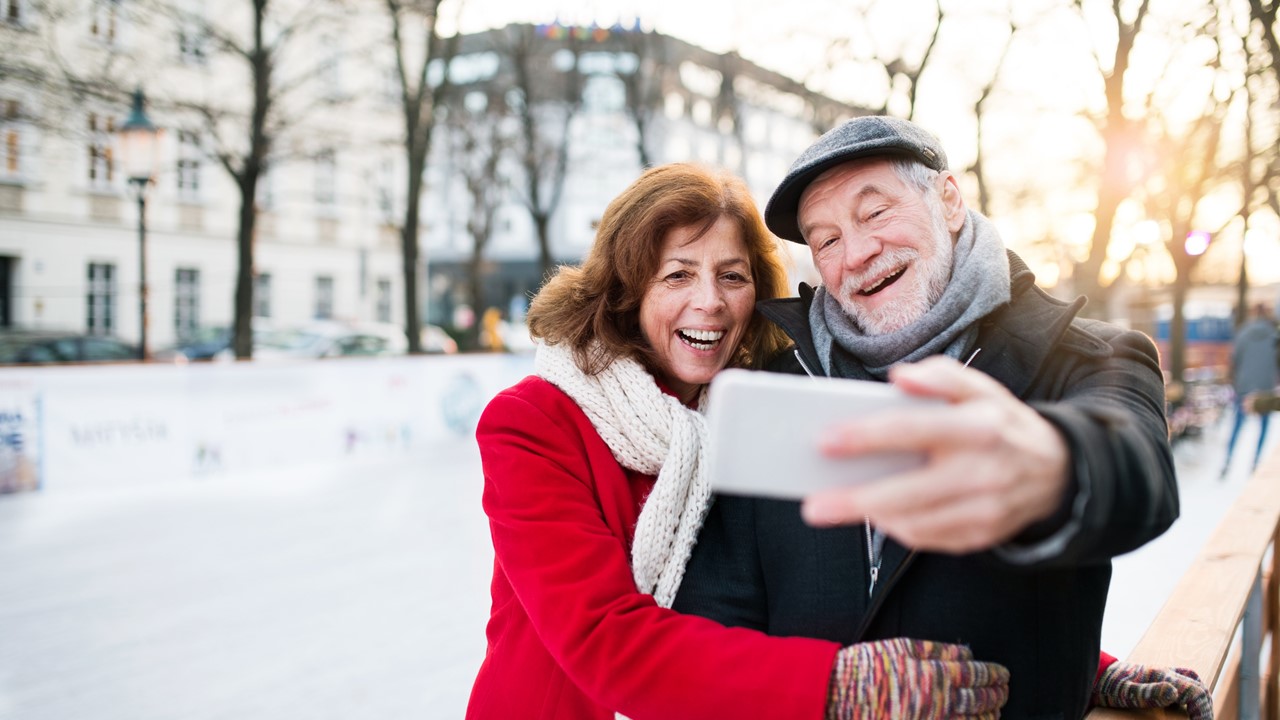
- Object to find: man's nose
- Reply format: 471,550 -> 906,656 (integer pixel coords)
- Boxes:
841,234 -> 881,270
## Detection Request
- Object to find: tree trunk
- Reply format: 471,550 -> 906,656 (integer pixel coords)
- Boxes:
1074,164 -> 1123,317
232,172 -> 258,358
534,213 -> 552,281
1235,253 -> 1249,328
1170,272 -> 1189,385
403,149 -> 424,354
232,0 -> 271,360
467,255 -> 484,351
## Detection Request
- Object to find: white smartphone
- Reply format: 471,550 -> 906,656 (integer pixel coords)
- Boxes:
705,368 -> 939,499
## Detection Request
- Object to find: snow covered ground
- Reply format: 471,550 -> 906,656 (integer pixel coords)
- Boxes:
0,396 -> 1270,719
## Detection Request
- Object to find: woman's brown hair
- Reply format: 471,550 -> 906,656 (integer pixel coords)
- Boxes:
526,163 -> 790,376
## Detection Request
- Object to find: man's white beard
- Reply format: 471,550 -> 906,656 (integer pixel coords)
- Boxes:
835,205 -> 955,336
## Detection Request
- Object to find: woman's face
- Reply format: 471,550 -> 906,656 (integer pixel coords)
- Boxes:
639,216 -> 758,404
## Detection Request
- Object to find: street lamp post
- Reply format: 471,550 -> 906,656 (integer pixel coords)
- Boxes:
118,88 -> 159,361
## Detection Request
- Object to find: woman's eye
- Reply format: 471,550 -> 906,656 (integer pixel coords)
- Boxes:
664,271 -> 689,282
722,272 -> 750,284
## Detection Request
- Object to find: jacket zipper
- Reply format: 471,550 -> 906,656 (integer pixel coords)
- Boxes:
853,346 -> 981,637
793,347 -> 819,378
855,549 -> 918,641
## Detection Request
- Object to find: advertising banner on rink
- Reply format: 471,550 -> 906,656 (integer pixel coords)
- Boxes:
0,377 -> 41,494
0,353 -> 534,494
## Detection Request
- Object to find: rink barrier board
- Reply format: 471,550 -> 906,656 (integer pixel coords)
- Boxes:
1087,441 -> 1280,720
0,353 -> 535,494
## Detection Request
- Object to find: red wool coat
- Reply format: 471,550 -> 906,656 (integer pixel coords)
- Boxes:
466,375 -> 840,720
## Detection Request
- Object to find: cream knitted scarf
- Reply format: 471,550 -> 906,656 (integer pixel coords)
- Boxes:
534,340 -> 711,610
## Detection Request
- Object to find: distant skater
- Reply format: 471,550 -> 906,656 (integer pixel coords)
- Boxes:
1222,303 -> 1280,477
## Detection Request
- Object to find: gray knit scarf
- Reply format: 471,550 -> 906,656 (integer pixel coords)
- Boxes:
809,210 -> 1010,379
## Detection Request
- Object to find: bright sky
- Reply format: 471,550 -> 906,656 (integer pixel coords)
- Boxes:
450,1 -> 745,52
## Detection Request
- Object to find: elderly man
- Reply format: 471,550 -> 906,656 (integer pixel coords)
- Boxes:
672,117 -> 1183,718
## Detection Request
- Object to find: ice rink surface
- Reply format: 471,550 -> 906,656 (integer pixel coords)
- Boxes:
0,407 -> 1272,719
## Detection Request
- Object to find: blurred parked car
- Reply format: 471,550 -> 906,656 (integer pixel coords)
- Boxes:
0,329 -> 138,365
229,320 -> 410,360
152,326 -> 231,362
153,318 -> 275,362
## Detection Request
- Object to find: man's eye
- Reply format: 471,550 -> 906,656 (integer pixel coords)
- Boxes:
820,237 -> 839,250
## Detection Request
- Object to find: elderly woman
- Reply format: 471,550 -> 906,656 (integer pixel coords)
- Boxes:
465,163 -> 1209,720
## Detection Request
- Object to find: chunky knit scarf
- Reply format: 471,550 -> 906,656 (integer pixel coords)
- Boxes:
534,340 -> 711,610
809,209 -> 1011,380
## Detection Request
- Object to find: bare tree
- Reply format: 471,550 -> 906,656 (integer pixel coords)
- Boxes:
499,23 -> 582,281
445,92 -> 513,350
966,16 -> 1018,217
810,0 -> 946,120
612,24 -> 665,169
3,0 -> 131,134
1246,0 -> 1280,223
1248,0 -> 1280,80
1069,0 -> 1152,318
143,0 -> 351,358
384,0 -> 458,354
1142,4 -> 1241,383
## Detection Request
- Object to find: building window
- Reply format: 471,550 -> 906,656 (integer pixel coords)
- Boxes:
314,275 -> 334,319
176,130 -> 201,199
87,112 -> 115,188
376,277 -> 392,323
86,262 -> 116,336
314,149 -> 335,206
90,0 -> 119,44
376,158 -> 395,221
1,100 -> 20,178
318,37 -> 342,102
582,75 -> 625,114
253,272 -> 271,318
178,28 -> 207,63
4,0 -> 21,25
174,268 -> 200,341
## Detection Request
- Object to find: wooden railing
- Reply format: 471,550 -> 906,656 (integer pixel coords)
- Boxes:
1087,443 -> 1280,720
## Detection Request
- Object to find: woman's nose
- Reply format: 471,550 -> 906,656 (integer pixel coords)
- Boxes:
693,278 -> 726,312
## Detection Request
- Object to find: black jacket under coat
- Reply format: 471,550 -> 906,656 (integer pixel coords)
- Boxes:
672,252 -> 1179,720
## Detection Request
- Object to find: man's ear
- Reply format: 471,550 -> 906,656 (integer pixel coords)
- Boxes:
938,173 -> 967,233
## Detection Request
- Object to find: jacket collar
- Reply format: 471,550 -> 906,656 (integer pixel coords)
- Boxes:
756,250 -> 1111,398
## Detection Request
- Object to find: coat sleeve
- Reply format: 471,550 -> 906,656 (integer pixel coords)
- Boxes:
478,387 -> 839,720
1009,325 -> 1179,565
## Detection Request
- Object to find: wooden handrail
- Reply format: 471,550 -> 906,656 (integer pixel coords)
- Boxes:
1087,443 -> 1280,719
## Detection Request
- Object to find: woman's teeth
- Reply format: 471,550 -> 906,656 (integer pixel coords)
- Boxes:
678,329 -> 724,350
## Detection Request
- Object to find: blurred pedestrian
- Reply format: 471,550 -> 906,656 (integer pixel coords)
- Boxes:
1221,302 -> 1280,477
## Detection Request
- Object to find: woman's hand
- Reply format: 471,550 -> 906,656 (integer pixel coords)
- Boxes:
827,637 -> 1009,719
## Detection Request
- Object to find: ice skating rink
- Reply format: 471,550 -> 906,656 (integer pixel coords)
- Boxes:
0,380 -> 1271,719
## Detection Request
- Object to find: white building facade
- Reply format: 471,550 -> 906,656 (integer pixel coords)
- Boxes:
0,5 -> 861,350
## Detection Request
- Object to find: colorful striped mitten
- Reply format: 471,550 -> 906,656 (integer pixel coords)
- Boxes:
1092,660 -> 1214,720
825,637 -> 1010,720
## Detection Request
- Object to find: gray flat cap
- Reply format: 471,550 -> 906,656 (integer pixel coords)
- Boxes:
764,115 -> 948,243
